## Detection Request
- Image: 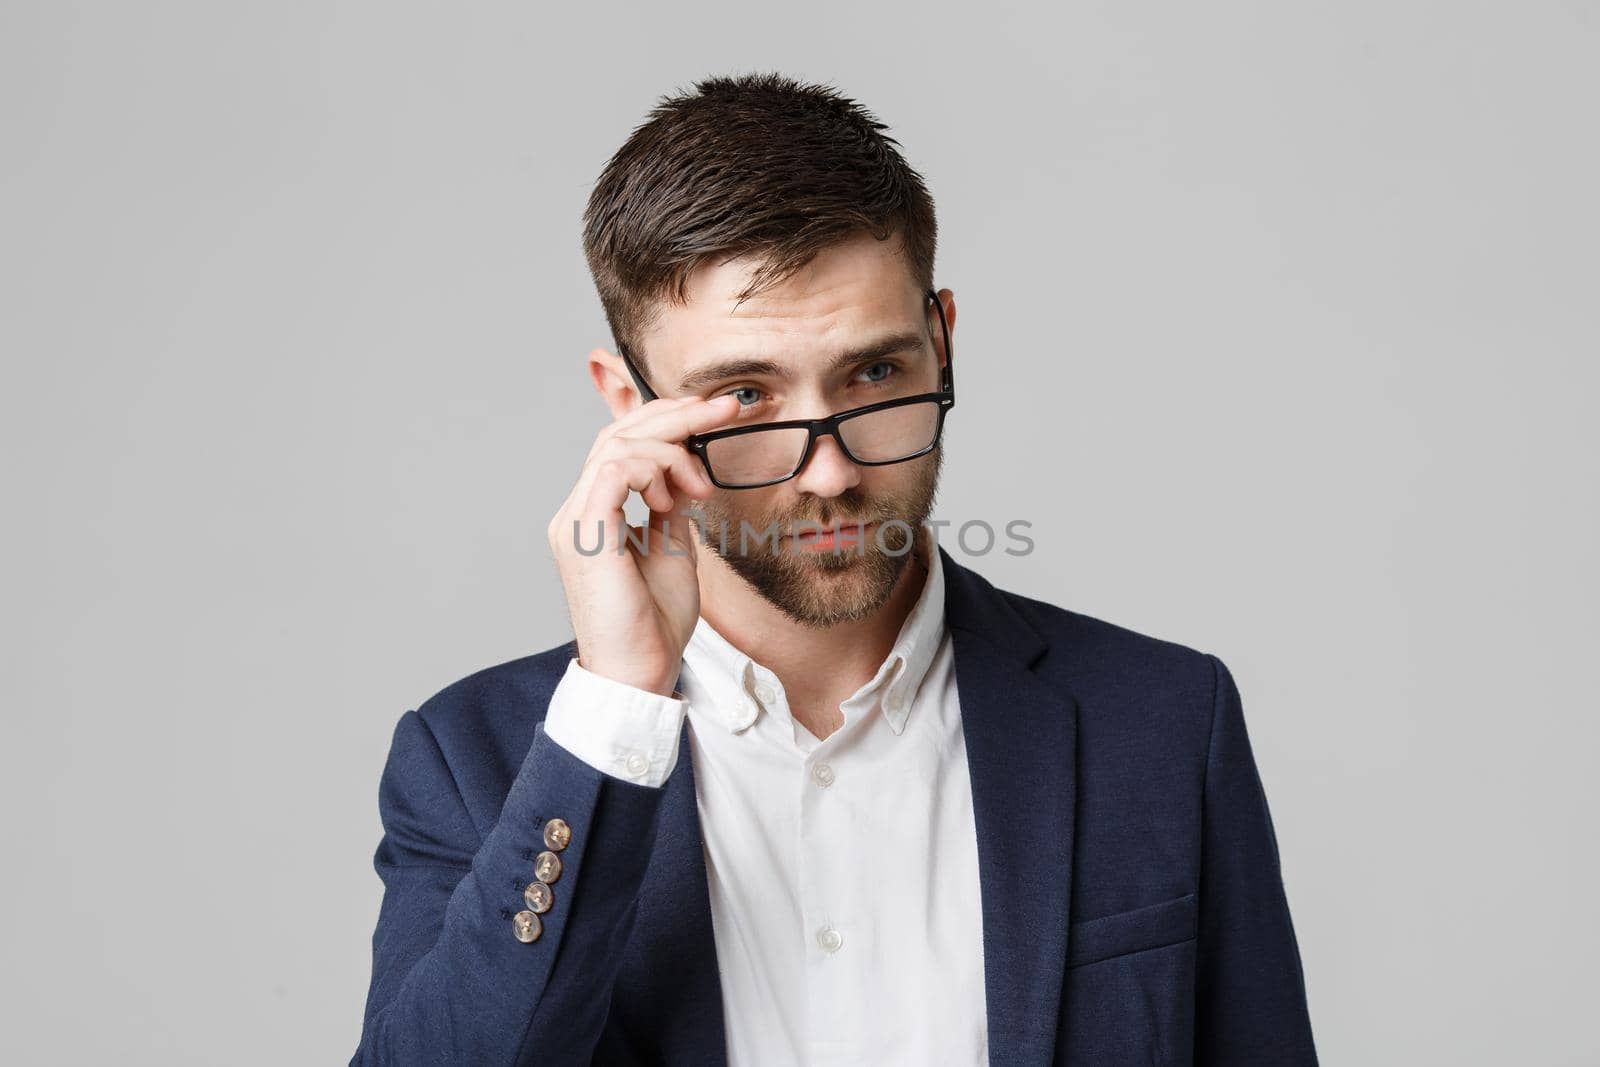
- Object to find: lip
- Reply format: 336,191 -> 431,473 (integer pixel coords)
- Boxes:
793,521 -> 878,548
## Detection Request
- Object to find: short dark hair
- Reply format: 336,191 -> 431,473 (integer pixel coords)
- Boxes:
581,72 -> 938,378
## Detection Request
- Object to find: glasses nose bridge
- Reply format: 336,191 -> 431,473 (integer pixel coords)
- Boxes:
798,412 -> 860,469
785,416 -> 863,490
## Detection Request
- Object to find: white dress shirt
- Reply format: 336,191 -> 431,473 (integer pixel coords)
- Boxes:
543,536 -> 989,1066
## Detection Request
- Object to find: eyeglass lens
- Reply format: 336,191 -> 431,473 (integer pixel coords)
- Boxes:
702,399 -> 941,486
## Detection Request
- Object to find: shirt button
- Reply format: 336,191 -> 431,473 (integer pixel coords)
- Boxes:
624,751 -> 650,778
811,762 -> 836,787
817,926 -> 843,953
754,683 -> 777,705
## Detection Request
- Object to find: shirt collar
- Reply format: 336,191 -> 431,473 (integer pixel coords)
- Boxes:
681,531 -> 947,737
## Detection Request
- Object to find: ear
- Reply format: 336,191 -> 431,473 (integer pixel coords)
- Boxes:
587,347 -> 645,421
937,288 -> 957,334
932,289 -> 957,367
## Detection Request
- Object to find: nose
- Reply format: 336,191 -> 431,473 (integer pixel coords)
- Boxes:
789,430 -> 862,499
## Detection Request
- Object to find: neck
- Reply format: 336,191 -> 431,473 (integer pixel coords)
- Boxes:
694,526 -> 932,719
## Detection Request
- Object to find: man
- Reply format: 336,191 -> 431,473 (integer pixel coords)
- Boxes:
350,72 -> 1318,1066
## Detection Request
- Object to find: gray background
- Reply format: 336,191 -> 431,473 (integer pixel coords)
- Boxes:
3,1 -> 1596,1063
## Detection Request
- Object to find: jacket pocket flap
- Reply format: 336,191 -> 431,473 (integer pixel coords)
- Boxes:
1067,891 -> 1198,968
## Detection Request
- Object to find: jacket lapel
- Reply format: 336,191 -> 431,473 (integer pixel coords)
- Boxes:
941,545 -> 1079,1066
647,714 -> 730,1064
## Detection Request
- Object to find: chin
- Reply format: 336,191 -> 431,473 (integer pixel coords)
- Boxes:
796,550 -> 875,572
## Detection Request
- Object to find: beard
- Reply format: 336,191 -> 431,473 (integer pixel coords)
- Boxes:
690,444 -> 944,629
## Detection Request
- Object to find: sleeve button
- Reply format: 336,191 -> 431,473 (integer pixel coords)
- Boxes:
535,850 -> 563,885
625,751 -> 650,778
512,910 -> 542,943
523,880 -> 554,914
543,817 -> 572,852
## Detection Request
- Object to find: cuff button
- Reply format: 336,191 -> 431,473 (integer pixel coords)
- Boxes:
512,910 -> 542,943
535,850 -> 563,885
543,817 -> 572,852
523,880 -> 554,914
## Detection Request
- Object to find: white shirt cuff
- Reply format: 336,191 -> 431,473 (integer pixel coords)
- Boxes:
542,656 -> 688,789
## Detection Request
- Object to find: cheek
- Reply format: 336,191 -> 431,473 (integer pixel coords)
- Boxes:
692,491 -> 784,537
863,455 -> 936,500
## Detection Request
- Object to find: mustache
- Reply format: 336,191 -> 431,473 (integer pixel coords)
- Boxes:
694,488 -> 928,533
783,515 -> 903,538
788,515 -> 879,528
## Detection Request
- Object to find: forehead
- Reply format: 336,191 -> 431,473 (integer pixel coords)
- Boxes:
640,231 -> 923,378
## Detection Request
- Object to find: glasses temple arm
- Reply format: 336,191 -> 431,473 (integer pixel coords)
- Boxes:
929,289 -> 954,396
618,344 -> 660,402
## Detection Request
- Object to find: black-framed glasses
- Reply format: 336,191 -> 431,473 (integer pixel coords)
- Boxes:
617,288 -> 955,489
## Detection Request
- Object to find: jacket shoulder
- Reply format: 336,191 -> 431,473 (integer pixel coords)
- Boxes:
399,637 -> 580,832
412,637 -> 578,731
997,584 -> 1220,695
982,581 -> 1227,770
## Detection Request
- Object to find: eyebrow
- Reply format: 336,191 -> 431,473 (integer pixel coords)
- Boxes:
675,330 -> 929,394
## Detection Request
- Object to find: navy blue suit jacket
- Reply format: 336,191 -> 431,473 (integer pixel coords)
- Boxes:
351,545 -> 1318,1065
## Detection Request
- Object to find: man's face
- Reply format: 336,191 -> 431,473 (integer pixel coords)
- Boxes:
634,231 -> 952,628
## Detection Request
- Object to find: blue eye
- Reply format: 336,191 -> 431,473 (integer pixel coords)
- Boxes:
859,361 -> 898,386
719,362 -> 900,409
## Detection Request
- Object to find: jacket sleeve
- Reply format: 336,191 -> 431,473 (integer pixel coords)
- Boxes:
1195,654 -> 1320,1064
349,702 -> 671,1066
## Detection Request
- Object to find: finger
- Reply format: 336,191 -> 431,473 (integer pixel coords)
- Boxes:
600,393 -> 746,451
578,455 -> 699,543
647,500 -> 701,558
586,395 -> 701,463
573,436 -> 714,516
593,435 -> 715,495
555,457 -> 658,561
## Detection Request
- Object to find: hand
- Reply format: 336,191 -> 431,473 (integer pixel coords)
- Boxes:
547,391 -> 746,697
